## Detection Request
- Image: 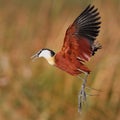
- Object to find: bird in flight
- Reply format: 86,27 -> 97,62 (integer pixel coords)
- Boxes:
31,4 -> 101,112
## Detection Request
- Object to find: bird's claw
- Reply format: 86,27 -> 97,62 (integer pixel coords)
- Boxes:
78,83 -> 101,112
78,84 -> 87,112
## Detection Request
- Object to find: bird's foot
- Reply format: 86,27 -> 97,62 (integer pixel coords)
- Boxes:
78,83 -> 102,112
77,72 -> 88,112
78,81 -> 87,112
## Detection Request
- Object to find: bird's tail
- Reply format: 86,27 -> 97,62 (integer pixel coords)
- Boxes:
92,41 -> 102,55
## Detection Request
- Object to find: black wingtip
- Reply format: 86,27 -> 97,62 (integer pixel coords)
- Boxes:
73,4 -> 101,43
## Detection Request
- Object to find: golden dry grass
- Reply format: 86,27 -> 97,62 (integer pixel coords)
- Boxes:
0,0 -> 120,120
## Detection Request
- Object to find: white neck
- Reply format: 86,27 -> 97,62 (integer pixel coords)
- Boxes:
46,57 -> 55,65
39,50 -> 55,65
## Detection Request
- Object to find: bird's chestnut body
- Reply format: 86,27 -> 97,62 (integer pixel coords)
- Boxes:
31,4 -> 102,112
32,5 -> 101,76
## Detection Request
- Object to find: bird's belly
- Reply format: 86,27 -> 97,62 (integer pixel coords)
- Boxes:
56,64 -> 78,76
55,54 -> 90,76
55,59 -> 89,76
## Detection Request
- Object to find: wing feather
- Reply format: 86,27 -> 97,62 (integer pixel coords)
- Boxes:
55,5 -> 101,75
76,5 -> 101,39
60,5 -> 101,62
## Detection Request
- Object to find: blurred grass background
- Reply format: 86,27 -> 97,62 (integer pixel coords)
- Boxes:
0,0 -> 120,120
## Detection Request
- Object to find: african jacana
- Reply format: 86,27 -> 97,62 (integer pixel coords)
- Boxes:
31,4 -> 101,112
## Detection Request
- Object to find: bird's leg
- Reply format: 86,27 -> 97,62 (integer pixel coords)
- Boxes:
77,72 -> 103,112
77,69 -> 88,112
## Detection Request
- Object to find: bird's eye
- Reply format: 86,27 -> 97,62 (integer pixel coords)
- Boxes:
50,50 -> 55,56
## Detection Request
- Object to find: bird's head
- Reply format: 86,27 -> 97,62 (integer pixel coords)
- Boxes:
31,48 -> 55,65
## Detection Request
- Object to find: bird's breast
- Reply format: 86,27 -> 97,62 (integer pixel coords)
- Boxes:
47,57 -> 55,65
54,53 -> 90,75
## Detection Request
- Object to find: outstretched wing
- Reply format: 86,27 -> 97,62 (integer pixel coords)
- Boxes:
61,5 -> 101,62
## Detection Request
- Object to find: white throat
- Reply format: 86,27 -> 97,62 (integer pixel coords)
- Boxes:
39,50 -> 55,65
